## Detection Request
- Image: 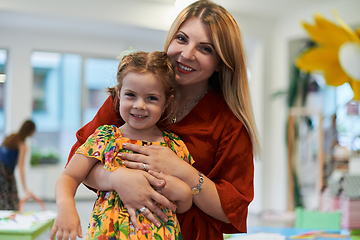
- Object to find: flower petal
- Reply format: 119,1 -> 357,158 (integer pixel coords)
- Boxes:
302,19 -> 348,50
349,78 -> 360,100
323,63 -> 348,86
296,48 -> 338,71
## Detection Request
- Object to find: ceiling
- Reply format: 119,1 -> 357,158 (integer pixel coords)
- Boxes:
0,0 -> 347,34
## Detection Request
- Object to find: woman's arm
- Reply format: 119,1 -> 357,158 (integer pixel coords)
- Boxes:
120,145 -> 230,223
50,154 -> 98,240
147,170 -> 192,214
17,142 -> 29,193
84,162 -> 177,228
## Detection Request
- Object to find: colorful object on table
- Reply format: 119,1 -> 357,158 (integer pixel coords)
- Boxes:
295,207 -> 341,230
295,11 -> 360,100
350,229 -> 360,240
290,231 -> 350,239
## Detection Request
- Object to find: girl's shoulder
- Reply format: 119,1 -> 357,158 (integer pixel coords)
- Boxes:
94,125 -> 120,135
162,131 -> 182,141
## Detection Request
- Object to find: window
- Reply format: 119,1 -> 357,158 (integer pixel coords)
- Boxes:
0,49 -> 7,142
83,58 -> 119,124
31,52 -> 118,164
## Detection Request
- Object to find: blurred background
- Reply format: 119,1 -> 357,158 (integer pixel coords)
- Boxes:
1,0 -> 360,219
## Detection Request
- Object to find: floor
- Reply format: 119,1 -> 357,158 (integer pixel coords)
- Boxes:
21,200 -> 295,240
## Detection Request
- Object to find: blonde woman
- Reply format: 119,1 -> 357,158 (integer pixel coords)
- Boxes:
66,1 -> 259,239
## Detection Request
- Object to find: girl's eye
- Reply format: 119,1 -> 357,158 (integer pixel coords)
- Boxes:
125,92 -> 135,97
148,96 -> 158,101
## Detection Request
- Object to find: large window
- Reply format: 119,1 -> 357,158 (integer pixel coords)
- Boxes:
31,52 -> 118,164
0,49 -> 7,142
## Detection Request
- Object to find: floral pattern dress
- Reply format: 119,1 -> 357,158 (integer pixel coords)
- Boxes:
76,125 -> 194,240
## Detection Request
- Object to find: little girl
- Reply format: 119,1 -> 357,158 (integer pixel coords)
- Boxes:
50,51 -> 193,240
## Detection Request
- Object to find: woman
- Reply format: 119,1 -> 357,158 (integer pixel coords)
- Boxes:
67,1 -> 259,239
0,119 -> 36,210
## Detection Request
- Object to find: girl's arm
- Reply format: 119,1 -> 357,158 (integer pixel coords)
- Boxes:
83,162 -> 177,229
147,170 -> 192,213
50,154 -> 98,240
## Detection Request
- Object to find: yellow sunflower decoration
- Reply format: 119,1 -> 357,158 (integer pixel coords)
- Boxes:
296,11 -> 360,100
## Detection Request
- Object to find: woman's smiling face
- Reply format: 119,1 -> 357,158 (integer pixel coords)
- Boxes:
166,17 -> 221,87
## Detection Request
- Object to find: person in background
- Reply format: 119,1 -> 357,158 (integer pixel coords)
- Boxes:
0,119 -> 37,210
66,0 -> 260,239
50,51 -> 194,240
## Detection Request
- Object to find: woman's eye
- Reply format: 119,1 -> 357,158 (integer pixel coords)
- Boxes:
201,46 -> 212,53
176,34 -> 186,43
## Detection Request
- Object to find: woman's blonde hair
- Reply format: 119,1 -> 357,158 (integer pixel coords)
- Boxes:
164,0 -> 260,155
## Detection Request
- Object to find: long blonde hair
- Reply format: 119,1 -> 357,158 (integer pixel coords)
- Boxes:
164,0 -> 260,155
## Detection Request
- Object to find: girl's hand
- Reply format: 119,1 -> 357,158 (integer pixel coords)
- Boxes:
148,170 -> 192,213
108,167 -> 176,230
49,203 -> 82,240
120,143 -> 188,178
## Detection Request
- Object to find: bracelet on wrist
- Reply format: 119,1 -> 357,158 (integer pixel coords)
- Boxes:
191,171 -> 204,196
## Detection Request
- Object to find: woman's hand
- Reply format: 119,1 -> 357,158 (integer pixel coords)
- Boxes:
107,166 -> 176,230
120,143 -> 189,179
148,170 -> 192,214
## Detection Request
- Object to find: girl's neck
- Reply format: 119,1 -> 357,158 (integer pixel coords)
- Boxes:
119,124 -> 164,142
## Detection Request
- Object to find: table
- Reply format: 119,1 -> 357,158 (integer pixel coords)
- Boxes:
0,218 -> 54,240
227,226 -> 353,240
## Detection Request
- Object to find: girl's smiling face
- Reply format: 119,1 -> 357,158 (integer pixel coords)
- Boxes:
119,72 -> 167,133
166,17 -> 221,88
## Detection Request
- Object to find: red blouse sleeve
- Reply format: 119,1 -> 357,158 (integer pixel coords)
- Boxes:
66,95 -> 122,167
212,124 -> 254,233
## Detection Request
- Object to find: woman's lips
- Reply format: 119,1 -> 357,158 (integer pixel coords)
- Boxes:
177,62 -> 195,74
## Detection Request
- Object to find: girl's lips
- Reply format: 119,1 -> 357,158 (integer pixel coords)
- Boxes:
131,113 -> 147,120
177,62 -> 195,74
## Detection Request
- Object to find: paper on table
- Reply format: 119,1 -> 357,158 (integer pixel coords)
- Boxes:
0,210 -> 14,219
0,210 -> 57,230
229,232 -> 286,240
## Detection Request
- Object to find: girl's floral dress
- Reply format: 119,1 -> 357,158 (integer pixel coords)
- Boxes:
76,125 -> 194,240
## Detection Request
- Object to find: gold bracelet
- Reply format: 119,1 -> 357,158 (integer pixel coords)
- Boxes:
191,171 -> 204,195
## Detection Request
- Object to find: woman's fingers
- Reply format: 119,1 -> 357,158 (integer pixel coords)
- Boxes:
138,206 -> 163,227
123,160 -> 149,172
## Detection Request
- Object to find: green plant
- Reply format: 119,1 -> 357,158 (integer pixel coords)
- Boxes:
30,147 -> 60,166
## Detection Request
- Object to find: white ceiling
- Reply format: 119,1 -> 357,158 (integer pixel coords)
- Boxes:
0,0 -> 350,33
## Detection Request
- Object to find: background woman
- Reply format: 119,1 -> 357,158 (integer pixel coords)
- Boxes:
67,1 -> 259,239
0,119 -> 36,210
